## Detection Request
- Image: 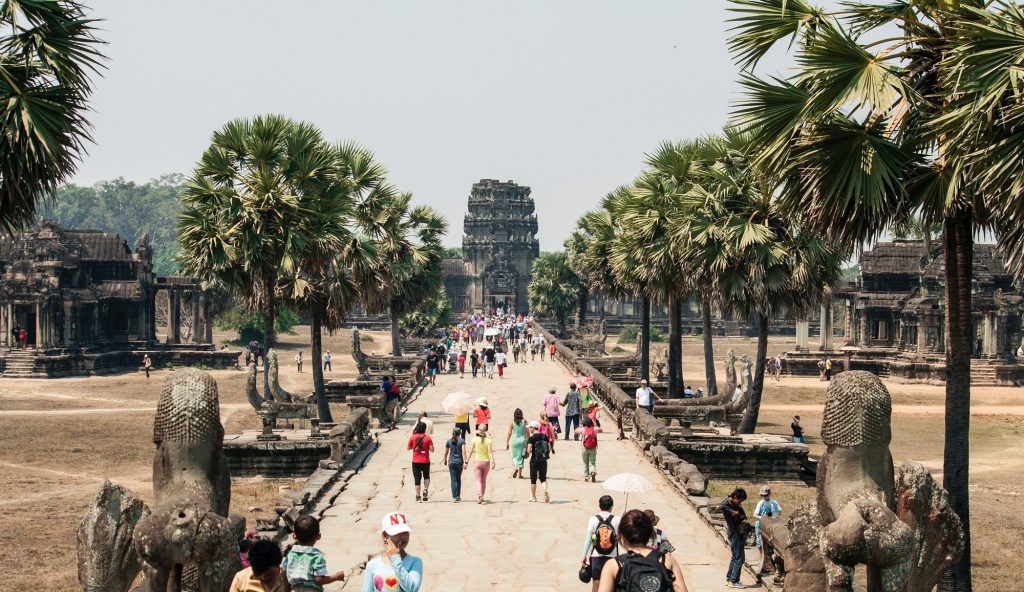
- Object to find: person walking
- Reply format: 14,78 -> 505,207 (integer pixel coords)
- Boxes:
295,351 -> 303,373
543,386 -> 562,436
505,408 -> 528,479
495,348 -> 506,379
457,351 -> 466,379
442,428 -> 466,502
635,379 -> 662,414
473,398 -> 491,432
643,509 -> 675,554
142,354 -> 153,379
470,348 -> 479,379
18,326 -> 26,349
577,416 -> 602,482
512,339 -> 521,363
597,509 -> 688,592
483,345 -> 496,379
323,350 -> 332,372
719,487 -> 749,588
549,341 -> 556,361
561,382 -> 582,440
581,495 -> 620,592
538,335 -> 546,361
525,421 -> 551,502
363,512 -> 423,592
754,485 -> 782,576
381,376 -> 401,431
407,422 -> 433,502
469,426 -> 495,504
537,411 -> 556,454
585,400 -> 602,430
425,348 -> 440,386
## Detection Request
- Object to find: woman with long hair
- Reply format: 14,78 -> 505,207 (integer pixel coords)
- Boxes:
505,408 -> 527,479
598,509 -> 688,592
468,425 -> 496,504
442,428 -> 467,502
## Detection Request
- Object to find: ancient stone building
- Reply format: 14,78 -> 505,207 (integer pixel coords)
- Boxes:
443,179 -> 539,314
788,239 -> 1024,384
0,221 -> 236,377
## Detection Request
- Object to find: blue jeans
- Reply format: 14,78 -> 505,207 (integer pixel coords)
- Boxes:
563,414 -> 580,439
449,463 -> 463,499
727,532 -> 745,583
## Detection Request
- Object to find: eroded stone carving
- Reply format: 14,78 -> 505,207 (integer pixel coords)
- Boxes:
761,371 -> 963,592
77,369 -> 246,592
724,349 -> 737,396
740,354 -> 753,391
351,328 -> 370,380
245,353 -> 315,440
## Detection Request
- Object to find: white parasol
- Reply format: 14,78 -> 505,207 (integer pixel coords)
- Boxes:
602,472 -> 655,508
484,327 -> 501,337
441,391 -> 473,416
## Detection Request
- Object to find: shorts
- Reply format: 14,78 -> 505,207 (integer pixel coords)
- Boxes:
590,555 -> 613,580
427,368 -> 438,376
529,460 -> 547,484
485,362 -> 495,373
412,462 -> 430,485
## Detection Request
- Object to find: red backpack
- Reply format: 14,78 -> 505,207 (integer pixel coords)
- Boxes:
582,426 -> 598,449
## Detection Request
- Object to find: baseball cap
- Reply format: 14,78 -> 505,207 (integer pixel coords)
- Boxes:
759,486 -> 771,496
529,421 -> 541,429
381,511 -> 411,536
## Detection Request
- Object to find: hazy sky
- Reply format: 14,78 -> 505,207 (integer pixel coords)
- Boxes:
75,1 -> 809,249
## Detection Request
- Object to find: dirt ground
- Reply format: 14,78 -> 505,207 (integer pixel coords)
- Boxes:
0,326 -> 388,592
0,330 -> 1019,590
636,334 -> 1022,591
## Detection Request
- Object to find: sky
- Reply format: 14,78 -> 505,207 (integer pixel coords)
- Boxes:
74,0 -> 814,250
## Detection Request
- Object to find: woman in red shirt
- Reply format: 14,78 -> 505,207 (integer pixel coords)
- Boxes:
407,421 -> 434,502
474,397 -> 491,431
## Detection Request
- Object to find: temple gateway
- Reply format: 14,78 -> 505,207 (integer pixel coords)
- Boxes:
0,221 -> 237,377
443,179 -> 540,315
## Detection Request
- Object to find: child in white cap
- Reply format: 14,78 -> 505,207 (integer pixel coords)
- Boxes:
363,511 -> 423,591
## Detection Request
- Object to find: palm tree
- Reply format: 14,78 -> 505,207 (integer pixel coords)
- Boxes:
726,2 -> 1020,585
282,142 -> 386,423
178,115 -> 335,394
364,190 -> 447,356
0,0 -> 104,232
527,252 -> 580,338
563,228 -> 590,328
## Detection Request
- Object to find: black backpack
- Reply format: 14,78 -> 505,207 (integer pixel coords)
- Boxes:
615,550 -> 674,592
531,437 -> 549,462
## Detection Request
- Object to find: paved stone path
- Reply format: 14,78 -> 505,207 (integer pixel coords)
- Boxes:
319,357 -> 754,591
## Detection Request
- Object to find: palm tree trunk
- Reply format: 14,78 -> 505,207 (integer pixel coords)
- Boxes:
310,310 -> 332,423
640,296 -> 651,382
702,295 -> 718,395
939,211 -> 973,592
576,285 -> 589,328
262,281 -> 276,398
667,294 -> 682,398
738,312 -> 769,434
390,308 -> 401,357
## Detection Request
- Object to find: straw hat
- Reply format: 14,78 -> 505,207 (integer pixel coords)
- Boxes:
477,397 -> 488,406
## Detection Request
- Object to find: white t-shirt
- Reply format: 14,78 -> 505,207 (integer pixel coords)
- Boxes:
496,352 -> 506,365
636,387 -> 653,407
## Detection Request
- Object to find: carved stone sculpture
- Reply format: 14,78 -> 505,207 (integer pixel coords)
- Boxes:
351,328 -> 370,380
740,354 -> 753,391
77,369 -> 246,592
245,356 -> 315,440
724,349 -> 737,396
653,348 -> 668,381
761,371 -> 963,592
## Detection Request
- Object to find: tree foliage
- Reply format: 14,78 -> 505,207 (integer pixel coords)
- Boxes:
0,0 -> 105,233
401,287 -> 452,338
40,174 -> 183,275
527,252 -> 581,337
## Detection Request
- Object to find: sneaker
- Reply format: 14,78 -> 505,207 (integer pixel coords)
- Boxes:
544,491 -> 550,503
421,493 -> 428,502
415,495 -> 421,502
454,497 -> 460,502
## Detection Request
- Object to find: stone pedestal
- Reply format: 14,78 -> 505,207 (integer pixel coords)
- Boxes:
796,320 -> 810,352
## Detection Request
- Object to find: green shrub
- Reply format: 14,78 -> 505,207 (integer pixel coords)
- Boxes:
360,333 -> 374,342
611,346 -> 625,353
650,328 -> 665,342
618,324 -> 640,343
215,305 -> 299,342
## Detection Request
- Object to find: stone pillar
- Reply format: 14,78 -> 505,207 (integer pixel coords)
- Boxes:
2,303 -> 8,348
818,301 -> 833,351
201,291 -> 213,344
169,290 -> 181,344
844,299 -> 853,338
34,301 -> 41,350
191,289 -> 200,344
796,320 -> 809,351
859,310 -> 869,346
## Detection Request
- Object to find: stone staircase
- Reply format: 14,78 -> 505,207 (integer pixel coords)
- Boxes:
970,358 -> 999,385
1,349 -> 40,378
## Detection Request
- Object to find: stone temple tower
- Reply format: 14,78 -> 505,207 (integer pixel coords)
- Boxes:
444,179 -> 539,315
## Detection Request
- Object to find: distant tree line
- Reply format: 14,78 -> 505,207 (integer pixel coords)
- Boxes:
38,174 -> 184,276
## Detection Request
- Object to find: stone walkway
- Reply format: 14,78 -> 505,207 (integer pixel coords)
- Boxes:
318,357 -> 755,591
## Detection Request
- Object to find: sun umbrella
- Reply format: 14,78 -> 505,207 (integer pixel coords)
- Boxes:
441,391 -> 473,416
602,472 -> 655,508
484,327 -> 501,337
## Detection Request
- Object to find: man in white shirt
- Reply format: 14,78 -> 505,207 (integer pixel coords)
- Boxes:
635,379 -> 662,413
581,495 -> 621,592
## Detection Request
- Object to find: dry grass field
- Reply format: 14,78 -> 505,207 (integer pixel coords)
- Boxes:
0,326 -> 387,592
0,329 -> 1019,590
